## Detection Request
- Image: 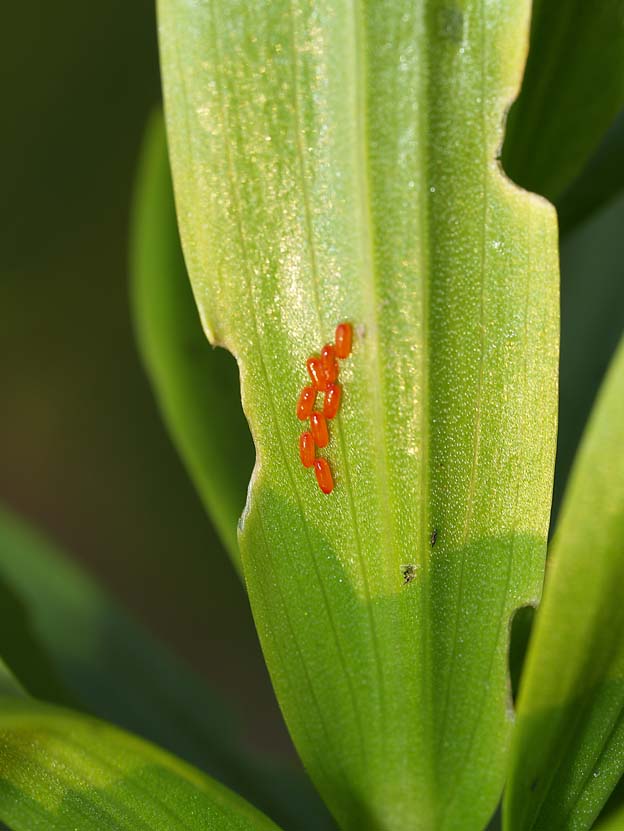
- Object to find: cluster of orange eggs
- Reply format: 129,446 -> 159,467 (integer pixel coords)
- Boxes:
296,322 -> 353,494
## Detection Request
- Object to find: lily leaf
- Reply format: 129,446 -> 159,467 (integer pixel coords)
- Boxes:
554,192 -> 624,519
0,698 -> 281,831
0,506 -> 334,831
503,0 -> 624,204
504,336 -> 624,831
0,661 -> 26,702
131,110 -> 254,570
599,780 -> 624,831
596,795 -> 624,831
158,2 -> 559,829
557,109 -> 624,236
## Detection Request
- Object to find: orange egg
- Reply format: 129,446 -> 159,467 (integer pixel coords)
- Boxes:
310,411 -> 329,448
296,385 -> 316,420
306,356 -> 327,391
299,431 -> 315,468
314,458 -> 334,494
321,343 -> 338,383
334,322 -> 352,359
323,383 -> 341,419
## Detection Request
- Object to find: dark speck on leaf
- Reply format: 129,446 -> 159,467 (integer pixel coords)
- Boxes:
402,565 -> 416,585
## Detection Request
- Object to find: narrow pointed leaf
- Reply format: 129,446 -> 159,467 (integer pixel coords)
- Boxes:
131,110 -> 254,570
0,506 -> 334,831
503,0 -> 624,204
159,2 -> 559,829
505,337 -> 624,831
0,698 -> 281,831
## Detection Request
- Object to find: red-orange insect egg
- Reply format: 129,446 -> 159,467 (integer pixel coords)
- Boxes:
307,356 -> 327,391
314,458 -> 334,494
296,385 -> 316,420
334,322 -> 352,359
299,431 -> 315,468
310,411 -> 329,448
323,382 -> 342,419
321,344 -> 338,383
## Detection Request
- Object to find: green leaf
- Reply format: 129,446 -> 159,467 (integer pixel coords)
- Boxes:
0,505 -> 233,765
0,548 -> 73,707
0,697 -> 281,831
508,606 -> 535,705
129,119 -> 335,829
595,804 -> 624,831
0,661 -> 26,702
554,191 -> 624,520
131,109 -> 254,570
600,778 -> 624,830
503,0 -> 624,204
557,109 -> 624,236
159,2 -> 559,829
504,336 -> 624,831
0,506 -> 335,831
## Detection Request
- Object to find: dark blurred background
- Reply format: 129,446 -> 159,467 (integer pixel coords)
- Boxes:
0,1 -> 290,757
1,0 -> 623,770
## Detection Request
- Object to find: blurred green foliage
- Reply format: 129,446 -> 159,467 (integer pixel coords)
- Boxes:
0,2 -> 623,829
0,0 -> 285,756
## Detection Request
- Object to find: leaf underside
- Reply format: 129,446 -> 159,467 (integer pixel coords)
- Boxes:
158,2 -> 559,829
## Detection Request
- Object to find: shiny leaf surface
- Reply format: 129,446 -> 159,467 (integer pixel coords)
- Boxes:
159,2 -> 559,829
0,699 -> 281,831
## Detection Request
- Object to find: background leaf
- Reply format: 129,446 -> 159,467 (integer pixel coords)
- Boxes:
504,336 -> 624,831
0,506 -> 335,831
596,786 -> 624,831
596,807 -> 624,831
0,698 -> 282,831
503,0 -> 624,205
596,778 -> 624,831
159,2 -> 559,830
553,193 -> 624,519
0,0 -> 276,760
557,109 -> 624,236
0,661 -> 26,701
131,110 -> 254,570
